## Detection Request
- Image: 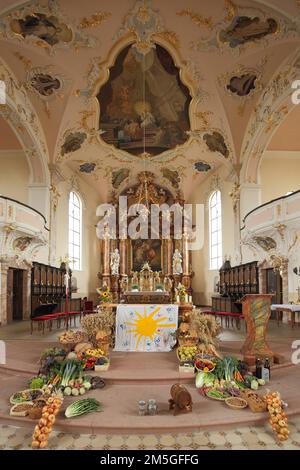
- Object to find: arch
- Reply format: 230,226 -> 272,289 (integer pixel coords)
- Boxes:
240,45 -> 300,185
0,58 -> 50,186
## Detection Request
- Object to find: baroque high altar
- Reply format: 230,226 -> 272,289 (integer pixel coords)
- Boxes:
98,172 -> 192,303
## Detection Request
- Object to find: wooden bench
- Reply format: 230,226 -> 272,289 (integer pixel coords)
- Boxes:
203,310 -> 244,329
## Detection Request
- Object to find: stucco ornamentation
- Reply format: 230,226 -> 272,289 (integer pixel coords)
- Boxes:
0,0 -> 97,54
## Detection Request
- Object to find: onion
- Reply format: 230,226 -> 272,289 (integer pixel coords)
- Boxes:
32,440 -> 40,448
48,414 -> 55,424
39,441 -> 48,449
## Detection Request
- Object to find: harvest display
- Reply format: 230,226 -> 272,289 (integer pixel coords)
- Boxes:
5,309 -> 290,448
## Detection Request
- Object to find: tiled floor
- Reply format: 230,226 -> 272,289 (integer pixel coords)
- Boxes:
1,418 -> 300,450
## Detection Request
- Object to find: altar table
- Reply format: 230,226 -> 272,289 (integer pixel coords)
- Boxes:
114,304 -> 178,352
271,304 -> 300,328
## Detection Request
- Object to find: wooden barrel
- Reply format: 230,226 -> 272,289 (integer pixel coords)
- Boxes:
170,384 -> 192,409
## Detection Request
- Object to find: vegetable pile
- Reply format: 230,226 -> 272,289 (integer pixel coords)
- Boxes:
196,356 -> 266,400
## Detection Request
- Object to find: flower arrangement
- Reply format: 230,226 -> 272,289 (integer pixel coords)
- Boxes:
96,285 -> 112,303
175,283 -> 188,303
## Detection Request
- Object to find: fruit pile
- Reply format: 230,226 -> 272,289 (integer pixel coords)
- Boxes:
85,348 -> 106,358
177,346 -> 198,361
265,391 -> 289,442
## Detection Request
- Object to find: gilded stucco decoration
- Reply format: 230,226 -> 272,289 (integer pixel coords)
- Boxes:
114,0 -> 164,55
0,0 -> 97,54
80,12 -> 111,29
188,0 -> 299,55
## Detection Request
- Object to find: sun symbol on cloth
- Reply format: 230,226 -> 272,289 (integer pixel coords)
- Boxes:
125,306 -> 176,349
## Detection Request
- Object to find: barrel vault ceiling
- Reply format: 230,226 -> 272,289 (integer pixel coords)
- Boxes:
0,0 -> 300,201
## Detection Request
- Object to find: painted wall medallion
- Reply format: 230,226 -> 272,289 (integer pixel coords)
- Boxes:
203,132 -> 229,158
227,74 -> 257,96
30,73 -> 61,97
79,162 -> 96,173
161,168 -> 180,189
219,16 -> 278,48
112,169 -> 130,189
10,13 -> 73,46
253,236 -> 277,252
97,44 -> 191,157
61,131 -> 87,156
194,161 -> 211,172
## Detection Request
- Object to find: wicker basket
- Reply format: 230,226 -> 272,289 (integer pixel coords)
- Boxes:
176,346 -> 197,362
240,390 -> 267,413
225,397 -> 248,410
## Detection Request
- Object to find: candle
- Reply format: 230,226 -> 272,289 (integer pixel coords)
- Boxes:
176,295 -> 180,303
185,294 -> 188,304
188,295 -> 192,304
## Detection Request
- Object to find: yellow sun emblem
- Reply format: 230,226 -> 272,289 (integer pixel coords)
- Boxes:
125,306 -> 177,350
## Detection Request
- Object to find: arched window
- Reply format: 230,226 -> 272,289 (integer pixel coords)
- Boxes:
209,190 -> 222,270
68,191 -> 82,271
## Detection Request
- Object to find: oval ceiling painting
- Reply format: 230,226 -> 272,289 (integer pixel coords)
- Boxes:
97,44 -> 192,156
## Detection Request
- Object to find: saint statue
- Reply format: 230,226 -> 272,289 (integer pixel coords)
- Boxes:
173,249 -> 183,275
110,248 -> 120,276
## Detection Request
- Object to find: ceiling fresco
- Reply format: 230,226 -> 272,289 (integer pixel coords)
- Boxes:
0,0 -> 300,201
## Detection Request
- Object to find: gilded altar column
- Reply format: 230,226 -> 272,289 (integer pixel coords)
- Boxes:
102,235 -> 111,288
182,233 -> 191,291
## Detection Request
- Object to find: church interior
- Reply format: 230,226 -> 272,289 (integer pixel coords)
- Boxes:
1,0 -> 300,452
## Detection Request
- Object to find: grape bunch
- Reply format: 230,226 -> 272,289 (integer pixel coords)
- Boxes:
178,346 -> 197,361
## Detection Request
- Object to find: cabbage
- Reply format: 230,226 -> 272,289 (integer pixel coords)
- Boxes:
195,372 -> 205,388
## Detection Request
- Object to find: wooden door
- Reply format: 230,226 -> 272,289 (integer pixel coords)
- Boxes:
13,269 -> 24,321
6,268 -> 14,323
266,268 -> 282,304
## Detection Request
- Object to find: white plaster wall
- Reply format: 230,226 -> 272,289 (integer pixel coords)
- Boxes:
0,151 -> 29,204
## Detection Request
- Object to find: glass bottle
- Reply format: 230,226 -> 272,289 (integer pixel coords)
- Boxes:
147,399 -> 157,416
138,400 -> 147,416
255,357 -> 262,379
263,358 -> 271,382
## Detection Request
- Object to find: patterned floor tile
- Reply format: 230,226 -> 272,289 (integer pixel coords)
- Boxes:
208,432 -> 227,446
159,434 -> 176,447
175,434 -> 193,447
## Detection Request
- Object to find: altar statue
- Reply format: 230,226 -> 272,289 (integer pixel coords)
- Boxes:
110,248 -> 120,276
173,249 -> 183,275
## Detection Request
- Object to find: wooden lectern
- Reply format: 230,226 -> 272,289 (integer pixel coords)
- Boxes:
241,294 -> 274,365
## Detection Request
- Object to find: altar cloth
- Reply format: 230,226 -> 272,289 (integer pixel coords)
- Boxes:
114,304 -> 178,352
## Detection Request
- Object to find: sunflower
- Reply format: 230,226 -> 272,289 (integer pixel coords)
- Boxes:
102,291 -> 108,298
